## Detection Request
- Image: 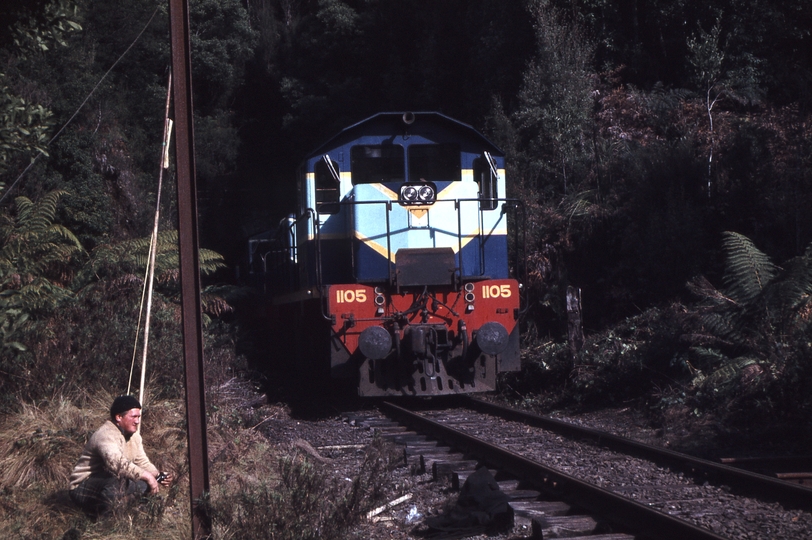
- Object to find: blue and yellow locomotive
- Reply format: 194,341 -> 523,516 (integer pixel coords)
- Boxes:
249,112 -> 524,396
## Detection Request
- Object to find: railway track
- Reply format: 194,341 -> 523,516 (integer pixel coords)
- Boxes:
359,398 -> 812,539
463,396 -> 812,510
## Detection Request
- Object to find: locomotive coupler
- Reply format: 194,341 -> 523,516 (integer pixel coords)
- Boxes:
406,324 -> 440,379
423,352 -> 437,379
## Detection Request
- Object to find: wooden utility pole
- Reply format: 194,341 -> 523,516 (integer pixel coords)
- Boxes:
168,0 -> 211,537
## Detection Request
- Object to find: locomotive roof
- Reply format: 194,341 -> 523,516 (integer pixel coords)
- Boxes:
304,111 -> 504,160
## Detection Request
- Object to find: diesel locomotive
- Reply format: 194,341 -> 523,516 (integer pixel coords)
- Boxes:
249,112 -> 524,397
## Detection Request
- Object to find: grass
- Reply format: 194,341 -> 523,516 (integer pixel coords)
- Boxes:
0,390 -> 192,540
0,357 -> 396,540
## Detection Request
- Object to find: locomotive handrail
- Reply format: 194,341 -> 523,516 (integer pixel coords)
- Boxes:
299,206 -> 334,322
386,201 -> 394,285
257,195 -> 526,316
455,199 -> 464,278
309,196 -> 525,290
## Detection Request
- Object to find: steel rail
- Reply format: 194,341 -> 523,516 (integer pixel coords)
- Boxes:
380,400 -> 727,540
466,396 -> 812,511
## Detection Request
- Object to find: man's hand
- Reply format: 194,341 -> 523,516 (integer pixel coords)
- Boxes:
145,472 -> 160,493
157,471 -> 174,487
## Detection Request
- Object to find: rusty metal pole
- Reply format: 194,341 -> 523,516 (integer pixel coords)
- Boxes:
168,0 -> 211,537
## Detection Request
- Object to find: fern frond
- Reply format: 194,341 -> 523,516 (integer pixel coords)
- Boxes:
703,356 -> 758,387
201,290 -> 233,318
761,253 -> 812,313
13,197 -> 34,222
697,311 -> 744,342
686,275 -> 737,307
14,191 -> 68,232
199,248 -> 227,274
47,224 -> 83,249
721,231 -> 777,305
90,230 -> 226,279
689,346 -> 726,365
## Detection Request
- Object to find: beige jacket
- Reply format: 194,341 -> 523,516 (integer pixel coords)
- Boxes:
69,420 -> 156,489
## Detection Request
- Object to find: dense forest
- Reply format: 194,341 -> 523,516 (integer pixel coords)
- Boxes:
0,0 -> 811,421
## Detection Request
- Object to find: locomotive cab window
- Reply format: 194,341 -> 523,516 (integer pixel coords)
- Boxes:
408,143 -> 460,182
473,155 -> 498,211
315,155 -> 341,214
350,145 -> 404,184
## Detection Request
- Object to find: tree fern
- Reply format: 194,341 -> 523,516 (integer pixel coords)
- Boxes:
721,231 -> 777,305
89,230 -> 226,280
0,191 -> 83,314
0,191 -> 82,354
684,234 -> 812,399
760,247 -> 812,341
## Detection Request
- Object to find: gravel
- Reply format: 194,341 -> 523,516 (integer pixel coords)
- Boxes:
242,397 -> 812,539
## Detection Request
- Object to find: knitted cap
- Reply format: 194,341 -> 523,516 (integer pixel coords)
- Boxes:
110,395 -> 142,418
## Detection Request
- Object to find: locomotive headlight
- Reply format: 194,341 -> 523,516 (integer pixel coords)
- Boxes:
401,185 -> 418,202
400,182 -> 436,205
417,185 -> 435,202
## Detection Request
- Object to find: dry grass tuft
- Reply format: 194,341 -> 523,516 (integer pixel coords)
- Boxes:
0,393 -> 192,540
207,433 -> 398,540
0,346 -> 396,540
0,398 -> 91,490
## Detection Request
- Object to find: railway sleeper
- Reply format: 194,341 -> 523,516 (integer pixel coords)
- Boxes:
531,515 -> 600,538
404,444 -> 450,456
432,459 -> 480,481
532,534 -> 635,540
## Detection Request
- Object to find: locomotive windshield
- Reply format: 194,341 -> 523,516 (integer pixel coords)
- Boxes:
408,143 -> 460,182
351,144 -> 404,184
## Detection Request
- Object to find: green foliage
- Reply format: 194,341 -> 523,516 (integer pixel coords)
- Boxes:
89,229 -> 226,284
0,191 -> 83,404
0,75 -> 54,176
720,231 -> 778,305
10,0 -> 82,56
678,232 -> 812,412
0,308 -> 29,352
701,355 -> 758,388
194,111 -> 240,181
514,0 -> 596,195
0,189 -> 232,407
42,131 -> 119,247
0,0 -> 82,177
687,16 -> 725,95
0,190 -> 83,315
191,0 -> 258,113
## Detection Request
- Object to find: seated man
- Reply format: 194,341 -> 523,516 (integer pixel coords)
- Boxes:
69,395 -> 173,515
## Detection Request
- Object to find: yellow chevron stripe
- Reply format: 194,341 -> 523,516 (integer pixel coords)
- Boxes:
354,228 -> 484,263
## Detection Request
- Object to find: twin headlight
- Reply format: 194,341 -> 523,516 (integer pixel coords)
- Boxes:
400,183 -> 436,205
